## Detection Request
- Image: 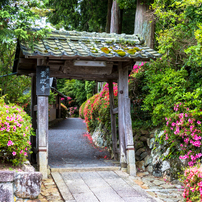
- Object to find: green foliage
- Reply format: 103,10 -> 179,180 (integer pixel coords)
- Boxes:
0,95 -> 35,165
47,0 -> 108,32
152,0 -> 202,67
141,59 -> 188,126
85,81 -> 96,99
48,91 -> 57,105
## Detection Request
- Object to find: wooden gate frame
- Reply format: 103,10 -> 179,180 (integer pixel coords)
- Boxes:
13,30 -> 161,178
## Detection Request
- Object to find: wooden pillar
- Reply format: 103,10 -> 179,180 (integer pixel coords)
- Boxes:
118,63 -> 136,175
108,80 -> 118,160
37,96 -> 48,178
30,73 -> 37,164
118,63 -> 127,168
58,96 -> 61,118
36,61 -> 50,179
124,98 -> 136,176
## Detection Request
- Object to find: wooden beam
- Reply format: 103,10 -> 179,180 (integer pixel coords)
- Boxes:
118,62 -> 127,168
108,80 -> 118,160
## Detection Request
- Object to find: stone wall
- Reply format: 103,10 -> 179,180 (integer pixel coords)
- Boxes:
0,162 -> 42,202
92,126 -> 182,181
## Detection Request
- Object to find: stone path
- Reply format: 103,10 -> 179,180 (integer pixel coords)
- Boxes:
39,118 -> 184,202
51,170 -> 157,202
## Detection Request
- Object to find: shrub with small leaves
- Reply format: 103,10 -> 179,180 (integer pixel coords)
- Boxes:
0,96 -> 34,165
181,165 -> 202,201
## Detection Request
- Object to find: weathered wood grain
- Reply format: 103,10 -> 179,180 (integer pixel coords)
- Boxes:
108,80 -> 118,160
118,63 -> 127,168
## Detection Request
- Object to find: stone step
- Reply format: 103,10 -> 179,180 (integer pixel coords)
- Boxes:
51,166 -> 121,172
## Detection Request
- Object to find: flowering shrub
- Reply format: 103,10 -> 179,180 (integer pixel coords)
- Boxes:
160,103 -> 202,166
80,83 -> 118,134
79,100 -> 87,119
182,165 -> 202,201
0,96 -> 34,165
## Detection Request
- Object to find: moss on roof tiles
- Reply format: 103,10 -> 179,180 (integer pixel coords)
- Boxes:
19,30 -> 161,59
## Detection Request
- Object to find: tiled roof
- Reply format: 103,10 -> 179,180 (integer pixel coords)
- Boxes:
20,30 -> 161,59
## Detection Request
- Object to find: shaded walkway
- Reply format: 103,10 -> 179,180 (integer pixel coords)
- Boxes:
48,118 -> 115,168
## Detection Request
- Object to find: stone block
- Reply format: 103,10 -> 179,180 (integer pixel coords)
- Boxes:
146,165 -> 153,173
136,148 -> 146,157
22,164 -> 35,172
134,141 -> 144,151
0,183 -> 13,202
136,161 -> 145,171
149,138 -> 155,149
0,171 -> 15,182
140,136 -> 148,142
14,172 -> 42,199
144,155 -> 152,167
140,152 -> 147,161
161,161 -> 170,172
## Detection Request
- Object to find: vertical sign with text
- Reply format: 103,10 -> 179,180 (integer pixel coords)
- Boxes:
36,66 -> 50,96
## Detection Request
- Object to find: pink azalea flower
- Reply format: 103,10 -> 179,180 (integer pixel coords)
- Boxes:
197,120 -> 201,125
171,122 -> 176,127
7,140 -> 14,146
12,151 -> 16,156
23,133 -> 26,137
20,150 -> 23,154
24,152 -> 27,156
13,126 -> 16,131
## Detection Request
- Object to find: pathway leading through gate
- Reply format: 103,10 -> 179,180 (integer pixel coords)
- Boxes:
48,118 -> 157,202
48,118 -> 117,169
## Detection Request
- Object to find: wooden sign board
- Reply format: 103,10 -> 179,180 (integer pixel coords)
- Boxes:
36,66 -> 50,96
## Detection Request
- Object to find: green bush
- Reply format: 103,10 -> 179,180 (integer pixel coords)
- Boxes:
0,95 -> 34,165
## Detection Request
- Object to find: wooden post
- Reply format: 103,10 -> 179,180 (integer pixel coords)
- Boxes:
124,98 -> 136,176
58,95 -> 61,118
118,63 -> 136,175
37,96 -> 49,178
36,60 -> 50,179
118,63 -> 127,168
31,73 -> 37,164
108,80 -> 118,160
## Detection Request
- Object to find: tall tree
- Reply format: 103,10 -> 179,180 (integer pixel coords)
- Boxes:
134,0 -> 154,48
0,1 -> 49,103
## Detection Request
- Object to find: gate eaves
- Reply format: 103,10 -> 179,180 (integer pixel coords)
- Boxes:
13,30 -> 161,81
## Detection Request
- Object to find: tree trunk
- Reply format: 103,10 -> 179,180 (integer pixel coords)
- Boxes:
106,0 -> 113,33
110,0 -> 120,33
118,8 -> 123,34
134,0 -> 154,48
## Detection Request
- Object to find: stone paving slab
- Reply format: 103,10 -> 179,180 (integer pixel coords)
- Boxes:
51,172 -> 73,201
55,170 -> 157,202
